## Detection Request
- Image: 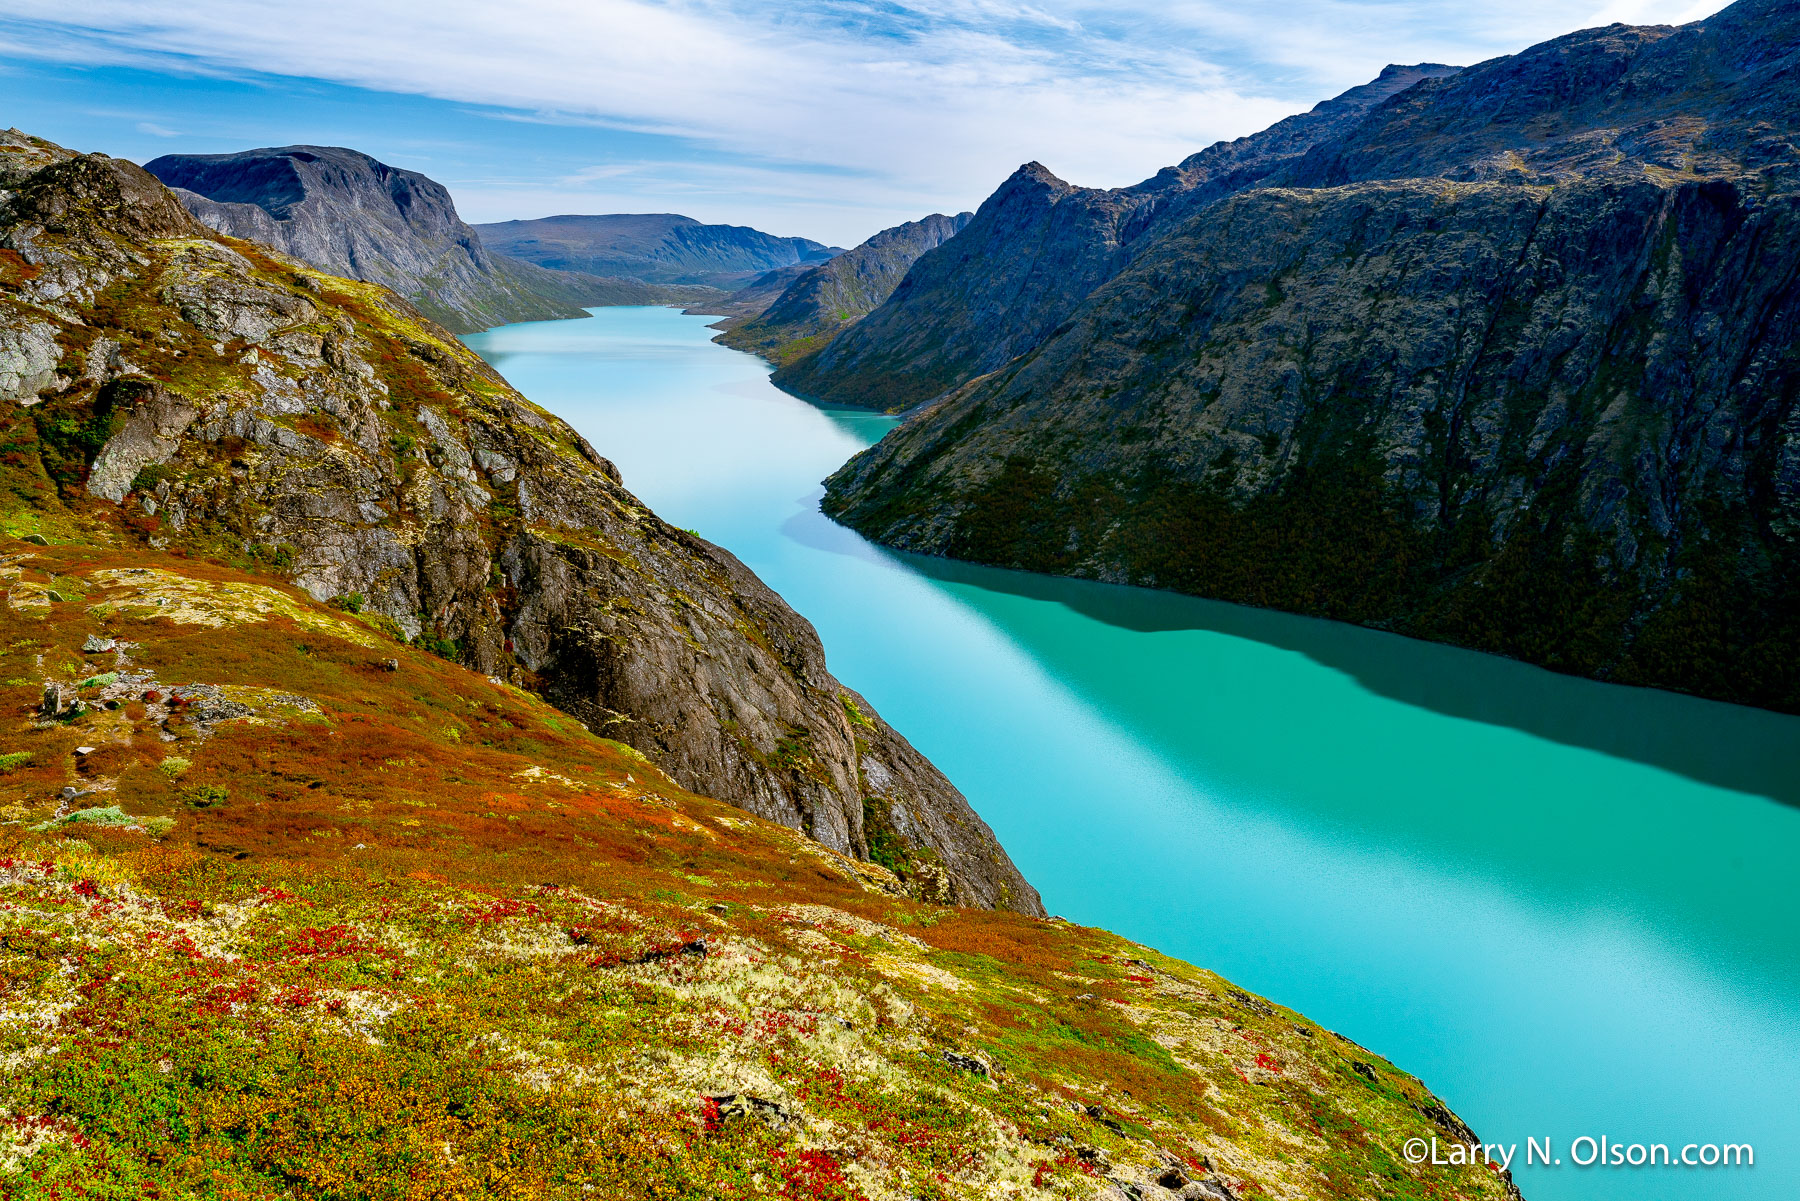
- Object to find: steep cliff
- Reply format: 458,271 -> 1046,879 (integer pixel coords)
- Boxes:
776,64 -> 1459,412
1,129 -> 1037,912
475,213 -> 841,290
824,0 -> 1800,712
144,146 -> 720,333
719,211 -> 973,366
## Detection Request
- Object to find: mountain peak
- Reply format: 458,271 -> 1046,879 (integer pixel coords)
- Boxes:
142,145 -> 635,331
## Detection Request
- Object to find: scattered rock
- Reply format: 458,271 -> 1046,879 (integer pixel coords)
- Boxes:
1177,1179 -> 1238,1201
74,746 -> 95,755
703,1093 -> 795,1130
623,938 -> 708,967
1415,1098 -> 1479,1143
83,635 -> 116,653
1074,1145 -> 1112,1172
943,1050 -> 988,1076
1351,1061 -> 1378,1083
1227,990 -> 1275,1017
1156,1165 -> 1190,1189
1086,1104 -> 1126,1134
381,658 -> 399,672
21,533 -> 48,546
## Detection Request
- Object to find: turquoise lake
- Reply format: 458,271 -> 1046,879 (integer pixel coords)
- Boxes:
466,306 -> 1800,1200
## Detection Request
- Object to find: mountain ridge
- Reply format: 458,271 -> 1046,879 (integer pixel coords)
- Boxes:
144,145 -> 722,333
476,212 -> 842,290
821,0 -> 1800,713
718,211 -> 974,367
771,62 -> 1462,413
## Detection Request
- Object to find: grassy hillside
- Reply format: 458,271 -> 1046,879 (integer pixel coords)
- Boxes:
0,540 -> 1513,1200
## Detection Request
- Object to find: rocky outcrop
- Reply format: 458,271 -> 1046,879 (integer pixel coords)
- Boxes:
0,128 -> 1040,912
823,0 -> 1800,713
776,64 -> 1459,412
719,211 -> 973,365
144,146 -> 720,332
474,213 -> 841,290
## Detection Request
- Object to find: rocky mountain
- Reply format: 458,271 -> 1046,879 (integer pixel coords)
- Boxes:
776,64 -> 1459,412
823,0 -> 1800,713
475,213 -> 841,290
144,146 -> 721,333
719,211 -> 973,365
1,128 -> 1035,911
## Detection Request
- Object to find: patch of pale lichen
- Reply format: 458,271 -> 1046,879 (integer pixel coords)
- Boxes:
82,566 -> 383,647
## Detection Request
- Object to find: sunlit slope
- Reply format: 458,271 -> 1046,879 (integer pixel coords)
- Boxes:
0,542 -> 1513,1200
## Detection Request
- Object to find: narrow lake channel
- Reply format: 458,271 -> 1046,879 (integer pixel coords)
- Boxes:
466,306 -> 1800,1200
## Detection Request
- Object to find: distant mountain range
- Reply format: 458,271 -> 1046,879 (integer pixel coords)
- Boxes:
717,211 -> 972,365
820,0 -> 1800,713
145,147 -> 724,333
474,213 -> 842,290
140,145 -> 967,355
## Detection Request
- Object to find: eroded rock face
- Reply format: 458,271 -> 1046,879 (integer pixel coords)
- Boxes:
822,0 -> 1800,711
0,320 -> 60,401
0,129 -> 1041,913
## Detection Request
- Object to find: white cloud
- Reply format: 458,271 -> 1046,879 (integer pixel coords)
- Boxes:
0,0 -> 1737,241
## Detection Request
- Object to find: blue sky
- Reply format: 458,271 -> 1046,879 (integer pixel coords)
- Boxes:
0,0 -> 1729,246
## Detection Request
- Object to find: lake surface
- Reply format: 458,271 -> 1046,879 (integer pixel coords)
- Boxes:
466,306 -> 1800,1200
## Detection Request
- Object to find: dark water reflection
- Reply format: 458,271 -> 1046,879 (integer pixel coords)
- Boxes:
898,552 -> 1800,807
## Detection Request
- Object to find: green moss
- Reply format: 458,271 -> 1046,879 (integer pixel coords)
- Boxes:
839,694 -> 872,729
129,462 -> 170,495
181,783 -> 229,809
32,805 -> 137,831
412,629 -> 463,662
32,385 -> 127,495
